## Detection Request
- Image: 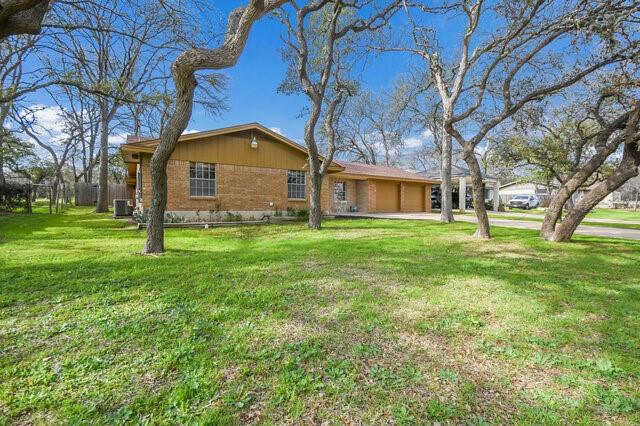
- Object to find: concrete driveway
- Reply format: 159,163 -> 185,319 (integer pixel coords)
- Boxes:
336,212 -> 640,241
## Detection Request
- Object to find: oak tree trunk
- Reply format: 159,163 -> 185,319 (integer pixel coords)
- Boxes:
144,73 -> 196,254
549,142 -> 640,242
464,148 -> 490,239
440,128 -> 454,222
95,113 -> 110,212
540,141 -> 622,239
308,171 -> 323,229
0,154 -> 5,186
142,1 -> 281,254
0,0 -> 50,40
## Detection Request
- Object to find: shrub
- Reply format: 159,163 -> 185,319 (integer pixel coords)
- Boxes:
296,209 -> 309,220
132,208 -> 148,223
165,212 -> 185,223
484,199 -> 505,211
225,211 -> 242,222
0,182 -> 31,212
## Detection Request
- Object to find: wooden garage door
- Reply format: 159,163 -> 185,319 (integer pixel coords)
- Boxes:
375,180 -> 400,212
403,183 -> 425,212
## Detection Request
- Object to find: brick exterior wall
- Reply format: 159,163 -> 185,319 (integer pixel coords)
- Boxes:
326,177 -> 358,213
355,180 -> 369,213
141,157 -> 313,214
138,155 -> 433,215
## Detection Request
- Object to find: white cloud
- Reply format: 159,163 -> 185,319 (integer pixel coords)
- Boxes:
20,104 -> 143,149
268,127 -> 283,135
108,132 -> 128,146
28,104 -> 66,142
404,137 -> 423,148
182,128 -> 200,135
403,129 -> 434,149
420,129 -> 433,139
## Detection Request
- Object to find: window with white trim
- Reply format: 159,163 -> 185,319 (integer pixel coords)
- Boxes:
334,181 -> 346,201
189,162 -> 216,197
287,170 -> 306,199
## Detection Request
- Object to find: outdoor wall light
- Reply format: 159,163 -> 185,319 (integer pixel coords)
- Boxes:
251,136 -> 258,149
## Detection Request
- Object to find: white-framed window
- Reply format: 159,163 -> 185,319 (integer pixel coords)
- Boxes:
287,170 -> 306,199
189,162 -> 216,197
334,181 -> 346,201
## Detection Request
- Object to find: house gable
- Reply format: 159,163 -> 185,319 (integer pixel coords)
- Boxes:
122,123 -> 343,172
167,128 -> 309,171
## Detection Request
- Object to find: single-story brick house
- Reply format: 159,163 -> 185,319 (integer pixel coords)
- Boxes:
121,123 -> 438,219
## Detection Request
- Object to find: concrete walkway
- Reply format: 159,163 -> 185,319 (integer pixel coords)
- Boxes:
336,212 -> 640,241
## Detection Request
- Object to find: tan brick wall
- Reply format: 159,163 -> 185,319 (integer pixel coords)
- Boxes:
141,156 -> 335,214
326,177 -> 357,213
138,155 -> 430,215
355,180 -> 369,213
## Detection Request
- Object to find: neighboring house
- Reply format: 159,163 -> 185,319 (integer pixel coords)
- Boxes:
597,176 -> 640,208
120,123 -> 438,219
499,182 -> 552,204
499,181 -> 590,207
418,165 -> 500,212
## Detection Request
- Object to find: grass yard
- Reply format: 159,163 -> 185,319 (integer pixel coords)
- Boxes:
460,212 -> 640,231
1,207 -> 639,424
505,207 -> 640,222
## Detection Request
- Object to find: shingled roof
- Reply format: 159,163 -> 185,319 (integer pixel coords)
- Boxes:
335,161 -> 439,183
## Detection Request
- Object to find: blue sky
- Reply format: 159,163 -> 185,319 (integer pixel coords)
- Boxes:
196,5 -> 415,144
22,2 -> 418,146
18,1 -> 471,156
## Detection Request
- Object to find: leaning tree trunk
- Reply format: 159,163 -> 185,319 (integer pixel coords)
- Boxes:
464,148 -> 490,239
95,112 -> 110,212
540,141 -> 623,239
0,0 -> 50,40
0,154 -> 5,186
548,142 -> 640,242
308,170 -> 323,230
142,1 -> 282,254
440,128 -> 454,222
144,73 -> 197,254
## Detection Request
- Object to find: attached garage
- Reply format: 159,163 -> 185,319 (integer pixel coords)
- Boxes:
329,162 -> 439,214
403,182 -> 426,212
375,180 -> 400,212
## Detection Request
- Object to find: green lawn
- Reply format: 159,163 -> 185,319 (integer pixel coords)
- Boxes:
460,212 -> 640,231
1,207 -> 639,424
504,207 -> 640,222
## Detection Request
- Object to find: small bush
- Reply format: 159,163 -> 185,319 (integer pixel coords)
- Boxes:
296,209 -> 309,220
165,212 -> 185,223
484,199 -> 505,211
225,211 -> 242,222
0,182 -> 31,212
132,208 -> 148,223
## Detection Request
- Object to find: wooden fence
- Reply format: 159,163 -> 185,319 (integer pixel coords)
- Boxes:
75,183 -> 129,206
